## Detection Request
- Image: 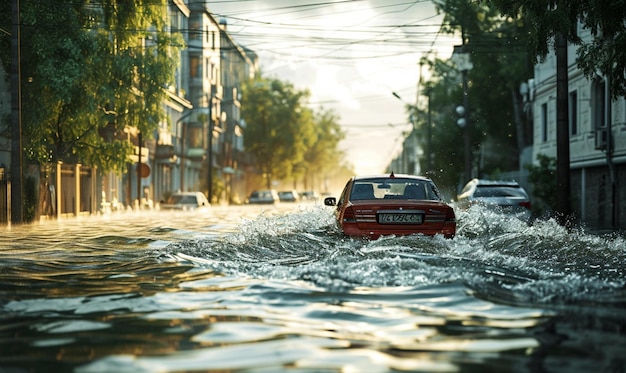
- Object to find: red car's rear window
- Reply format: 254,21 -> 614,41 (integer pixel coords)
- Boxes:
350,179 -> 440,201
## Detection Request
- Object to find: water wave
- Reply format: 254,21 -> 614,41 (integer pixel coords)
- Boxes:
158,204 -> 626,307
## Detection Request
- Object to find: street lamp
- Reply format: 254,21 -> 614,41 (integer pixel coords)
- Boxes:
451,45 -> 473,183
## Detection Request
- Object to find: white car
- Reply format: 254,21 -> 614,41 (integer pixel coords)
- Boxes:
160,192 -> 210,211
247,190 -> 279,204
457,179 -> 531,220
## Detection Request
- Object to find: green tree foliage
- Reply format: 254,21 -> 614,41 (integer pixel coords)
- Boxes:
241,76 -> 309,188
487,0 -> 626,99
410,0 -> 533,192
0,0 -> 181,173
526,154 -> 557,214
416,59 -> 466,192
241,75 -> 347,190
302,108 -> 345,189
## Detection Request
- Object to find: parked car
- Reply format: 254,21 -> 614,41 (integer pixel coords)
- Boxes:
456,178 -> 531,220
247,190 -> 280,204
160,192 -> 210,211
324,173 -> 456,239
278,190 -> 299,202
300,190 -> 320,201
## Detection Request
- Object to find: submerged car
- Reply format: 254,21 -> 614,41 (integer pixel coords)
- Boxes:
278,190 -> 299,202
300,190 -> 320,201
160,192 -> 210,211
324,173 -> 456,239
456,178 -> 531,220
247,190 -> 280,204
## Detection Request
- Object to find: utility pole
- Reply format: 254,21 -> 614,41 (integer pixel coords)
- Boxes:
555,32 -> 571,226
136,131 -> 142,208
10,0 -> 23,224
452,43 -> 473,184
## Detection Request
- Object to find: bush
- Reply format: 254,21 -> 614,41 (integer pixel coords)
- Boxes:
525,154 -> 557,216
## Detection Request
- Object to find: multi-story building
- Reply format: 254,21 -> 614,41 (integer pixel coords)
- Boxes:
218,18 -> 257,204
96,1 -> 259,207
150,0 -> 194,204
100,0 -> 196,209
531,26 -> 626,230
177,1 -> 223,201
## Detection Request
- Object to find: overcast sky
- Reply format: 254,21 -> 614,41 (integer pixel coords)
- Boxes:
207,0 -> 459,175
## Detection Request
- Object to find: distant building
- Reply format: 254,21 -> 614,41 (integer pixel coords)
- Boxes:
531,24 -> 626,230
0,63 -> 9,170
149,0 -> 194,204
99,0 -> 260,208
218,18 -> 257,204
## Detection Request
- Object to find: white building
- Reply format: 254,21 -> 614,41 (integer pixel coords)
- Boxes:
531,25 -> 626,230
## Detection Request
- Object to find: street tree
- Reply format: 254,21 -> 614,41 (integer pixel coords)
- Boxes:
484,0 -> 625,225
486,0 -> 626,99
0,0 -> 181,173
411,0 -> 533,192
242,75 -> 348,191
417,58 -> 466,192
242,76 -> 312,189
302,108 -> 345,190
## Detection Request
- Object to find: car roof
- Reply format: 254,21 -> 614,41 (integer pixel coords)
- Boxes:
471,179 -> 521,187
352,173 -> 431,182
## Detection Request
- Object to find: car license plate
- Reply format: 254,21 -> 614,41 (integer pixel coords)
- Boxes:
378,213 -> 423,224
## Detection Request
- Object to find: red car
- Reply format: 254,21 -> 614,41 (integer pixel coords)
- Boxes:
324,173 -> 456,239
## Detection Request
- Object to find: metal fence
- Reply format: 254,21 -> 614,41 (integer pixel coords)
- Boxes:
1,163 -> 98,224
0,172 -> 7,224
54,163 -> 97,217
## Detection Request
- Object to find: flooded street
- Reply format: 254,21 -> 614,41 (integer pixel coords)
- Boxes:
0,203 -> 625,372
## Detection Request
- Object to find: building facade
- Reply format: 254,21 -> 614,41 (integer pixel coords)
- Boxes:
150,0 -> 194,204
218,18 -> 257,204
531,26 -> 626,230
150,1 -> 256,205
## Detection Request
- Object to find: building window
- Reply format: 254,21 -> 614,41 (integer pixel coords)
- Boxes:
593,79 -> 606,129
190,56 -> 200,78
188,126 -> 204,149
569,90 -> 578,136
190,21 -> 200,40
541,103 -> 548,142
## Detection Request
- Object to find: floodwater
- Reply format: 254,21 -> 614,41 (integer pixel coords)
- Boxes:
0,203 -> 624,372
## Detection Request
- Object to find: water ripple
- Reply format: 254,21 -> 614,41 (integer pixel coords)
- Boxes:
0,203 -> 624,372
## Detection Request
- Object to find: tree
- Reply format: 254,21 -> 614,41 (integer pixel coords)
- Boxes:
241,75 -> 348,191
410,0 -> 533,193
0,0 -> 181,173
484,0 -> 625,225
302,108 -> 345,190
487,0 -> 626,99
241,75 -> 311,188
526,154 -> 557,215
416,58 -> 465,192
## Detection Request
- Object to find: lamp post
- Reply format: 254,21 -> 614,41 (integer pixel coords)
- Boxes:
452,45 -> 473,183
424,88 -> 432,175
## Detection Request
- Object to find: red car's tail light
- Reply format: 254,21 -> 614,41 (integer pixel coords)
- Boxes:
342,205 -> 356,223
445,208 -> 456,223
519,201 -> 531,210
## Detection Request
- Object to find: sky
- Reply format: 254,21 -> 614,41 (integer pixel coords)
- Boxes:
206,0 -> 460,175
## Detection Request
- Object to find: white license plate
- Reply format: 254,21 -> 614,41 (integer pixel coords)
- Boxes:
378,213 -> 423,224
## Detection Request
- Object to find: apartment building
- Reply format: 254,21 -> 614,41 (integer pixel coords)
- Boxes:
531,27 -> 626,230
150,1 -> 256,205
